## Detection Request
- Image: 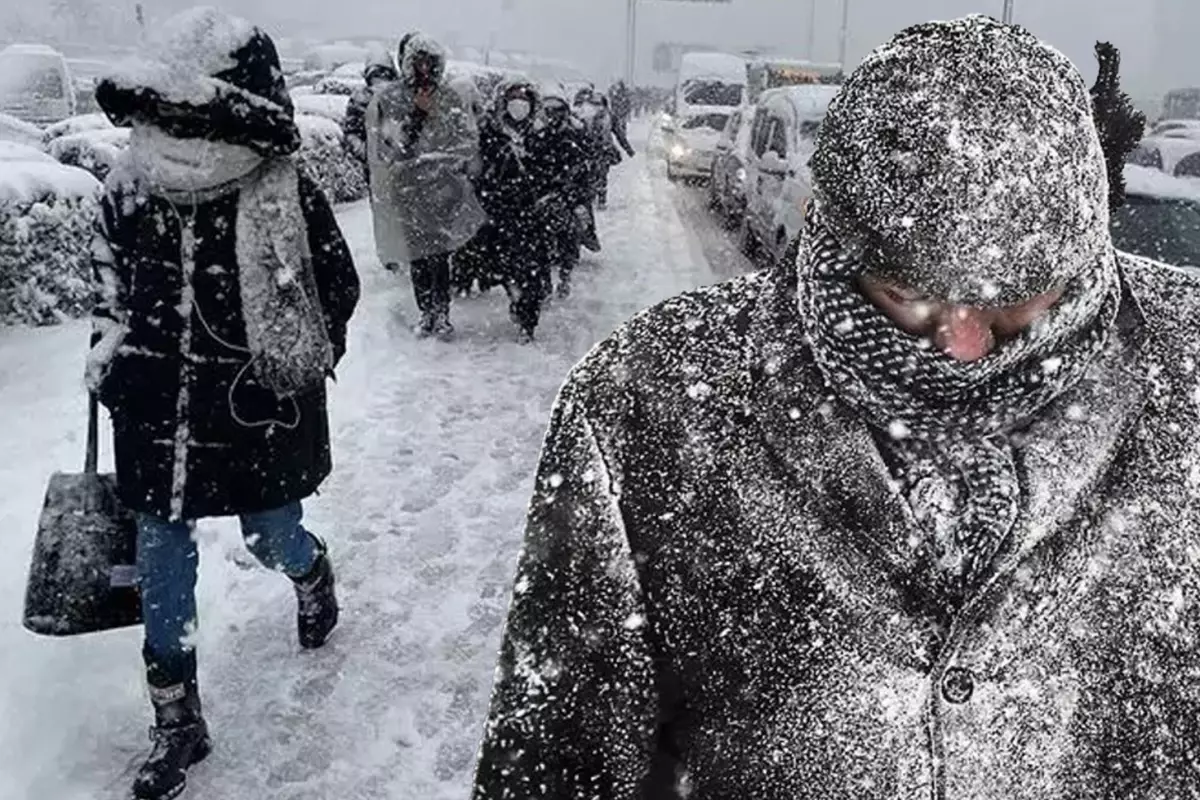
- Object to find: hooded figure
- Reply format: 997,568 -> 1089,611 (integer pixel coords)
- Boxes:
366,31 -> 485,338
87,8 -> 359,800
473,17 -> 1200,799
533,81 -> 596,297
476,76 -> 557,340
574,86 -> 623,208
342,44 -> 399,166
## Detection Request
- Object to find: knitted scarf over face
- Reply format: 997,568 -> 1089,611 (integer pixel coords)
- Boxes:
799,202 -> 1120,598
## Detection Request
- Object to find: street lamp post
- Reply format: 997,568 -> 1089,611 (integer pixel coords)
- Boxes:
625,0 -> 638,85
1002,0 -> 1014,23
806,0 -> 817,60
838,0 -> 850,70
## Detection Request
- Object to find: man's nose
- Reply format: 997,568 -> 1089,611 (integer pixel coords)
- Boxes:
933,306 -> 995,362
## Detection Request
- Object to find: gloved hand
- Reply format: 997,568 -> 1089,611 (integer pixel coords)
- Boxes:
84,324 -> 125,394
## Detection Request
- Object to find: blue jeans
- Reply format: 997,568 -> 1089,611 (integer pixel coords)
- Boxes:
136,501 -> 319,687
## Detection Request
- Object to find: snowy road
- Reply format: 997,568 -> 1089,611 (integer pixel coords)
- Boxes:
0,127 -> 739,800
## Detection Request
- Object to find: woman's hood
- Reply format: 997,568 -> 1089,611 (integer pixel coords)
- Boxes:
400,32 -> 447,85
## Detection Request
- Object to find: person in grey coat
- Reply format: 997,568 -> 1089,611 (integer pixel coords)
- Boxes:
366,32 -> 485,339
472,16 -> 1200,799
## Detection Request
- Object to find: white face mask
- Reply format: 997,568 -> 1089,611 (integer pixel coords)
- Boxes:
507,98 -> 532,122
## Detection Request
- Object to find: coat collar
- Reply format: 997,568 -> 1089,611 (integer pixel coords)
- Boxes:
745,266 -> 1151,633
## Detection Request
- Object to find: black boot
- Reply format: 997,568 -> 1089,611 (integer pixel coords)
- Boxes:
133,661 -> 211,800
293,539 -> 338,649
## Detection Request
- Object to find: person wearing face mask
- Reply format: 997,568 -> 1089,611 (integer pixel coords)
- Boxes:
532,82 -> 595,299
573,86 -> 623,210
473,17 -> 1200,799
86,9 -> 360,799
476,78 -> 556,341
366,31 -> 485,339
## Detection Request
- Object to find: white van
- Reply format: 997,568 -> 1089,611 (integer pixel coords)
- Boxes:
0,45 -> 77,126
662,52 -> 747,181
740,84 -> 840,265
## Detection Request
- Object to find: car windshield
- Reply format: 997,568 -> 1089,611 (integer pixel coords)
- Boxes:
682,80 -> 743,107
0,52 -> 65,100
683,113 -> 729,132
1110,194 -> 1200,267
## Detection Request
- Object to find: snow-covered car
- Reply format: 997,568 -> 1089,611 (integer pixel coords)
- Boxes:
0,112 -> 43,147
740,84 -> 839,265
707,105 -> 761,227
663,110 -> 731,182
287,69 -> 329,90
0,44 -> 77,126
65,58 -> 111,115
1110,164 -> 1200,270
0,148 -> 100,324
303,44 -> 368,73
292,93 -> 350,123
1148,118 -> 1200,138
1126,134 -> 1200,177
47,127 -> 130,182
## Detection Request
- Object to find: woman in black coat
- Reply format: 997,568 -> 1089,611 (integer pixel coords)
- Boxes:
84,9 -> 359,800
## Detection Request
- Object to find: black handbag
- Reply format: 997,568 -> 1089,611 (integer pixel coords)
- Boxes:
23,394 -> 142,636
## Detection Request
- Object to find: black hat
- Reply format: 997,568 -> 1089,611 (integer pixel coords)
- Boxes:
96,7 -> 300,157
810,15 -> 1110,306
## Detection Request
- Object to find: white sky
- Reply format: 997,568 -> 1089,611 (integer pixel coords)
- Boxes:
2,0 -> 1198,103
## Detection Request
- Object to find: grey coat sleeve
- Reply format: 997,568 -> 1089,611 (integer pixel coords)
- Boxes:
472,375 -> 659,799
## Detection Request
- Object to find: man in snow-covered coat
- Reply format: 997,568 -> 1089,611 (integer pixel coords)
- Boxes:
342,45 -> 399,170
473,17 -> 1200,799
366,32 -> 486,339
533,82 -> 595,298
87,8 -> 359,800
574,86 -> 623,209
476,76 -> 557,340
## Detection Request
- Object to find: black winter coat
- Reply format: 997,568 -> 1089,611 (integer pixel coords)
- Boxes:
91,168 -> 360,521
473,256 -> 1200,799
476,118 -> 555,227
533,118 -> 593,208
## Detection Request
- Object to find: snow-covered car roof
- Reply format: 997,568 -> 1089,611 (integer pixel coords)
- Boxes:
292,94 -> 349,122
758,84 -> 841,119
679,52 -> 747,84
1123,163 -> 1200,203
332,62 -> 365,78
0,112 -> 43,147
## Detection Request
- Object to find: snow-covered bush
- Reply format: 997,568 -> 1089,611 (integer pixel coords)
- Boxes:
47,127 -> 130,182
0,159 -> 101,325
296,114 -> 366,203
42,113 -> 114,145
312,75 -> 363,96
0,113 -> 43,147
292,93 -> 349,123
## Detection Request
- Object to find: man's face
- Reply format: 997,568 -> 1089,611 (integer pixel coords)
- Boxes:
858,275 -> 1065,362
410,53 -> 438,86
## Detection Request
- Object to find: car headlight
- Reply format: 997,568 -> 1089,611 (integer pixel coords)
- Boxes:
670,143 -> 688,159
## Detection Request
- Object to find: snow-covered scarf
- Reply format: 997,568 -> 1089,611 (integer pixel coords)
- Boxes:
129,125 -> 333,397
799,201 -> 1120,599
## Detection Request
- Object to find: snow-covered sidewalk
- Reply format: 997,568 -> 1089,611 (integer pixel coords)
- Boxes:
0,130 -> 725,800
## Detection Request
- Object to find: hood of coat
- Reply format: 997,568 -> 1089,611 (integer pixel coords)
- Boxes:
363,43 -> 398,84
400,32 -> 447,88
491,76 -> 541,125
96,6 -> 299,157
809,15 -> 1110,306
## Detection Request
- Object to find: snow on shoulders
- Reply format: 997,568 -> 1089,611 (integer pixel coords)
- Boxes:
0,159 -> 101,205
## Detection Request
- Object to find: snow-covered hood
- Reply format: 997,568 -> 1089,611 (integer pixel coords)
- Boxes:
400,33 -> 447,87
810,15 -> 1110,306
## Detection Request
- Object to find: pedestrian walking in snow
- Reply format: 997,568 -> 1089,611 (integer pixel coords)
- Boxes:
473,16 -> 1200,799
342,45 -> 399,177
573,87 -> 623,210
476,77 -> 557,341
607,78 -> 636,157
366,32 -> 485,340
533,83 -> 595,299
87,9 -> 360,799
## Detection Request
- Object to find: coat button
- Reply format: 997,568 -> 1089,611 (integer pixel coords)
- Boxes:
941,667 -> 975,704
